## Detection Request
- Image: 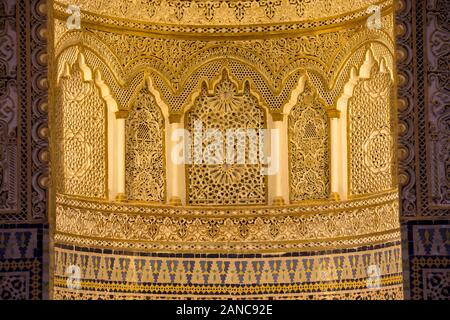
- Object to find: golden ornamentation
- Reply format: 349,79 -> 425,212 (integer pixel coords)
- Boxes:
54,0 -> 391,27
55,59 -> 107,199
49,0 -> 401,299
53,284 -> 404,300
349,63 -> 394,196
227,1 -> 252,21
258,0 -> 282,19
55,190 -> 400,252
289,0 -> 311,17
197,1 -> 221,21
53,24 -> 394,117
289,82 -> 330,201
186,72 -> 267,205
126,86 -> 166,202
55,228 -> 401,253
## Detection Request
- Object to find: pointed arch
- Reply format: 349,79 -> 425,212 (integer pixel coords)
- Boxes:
335,47 -> 394,199
125,77 -> 167,203
185,69 -> 268,205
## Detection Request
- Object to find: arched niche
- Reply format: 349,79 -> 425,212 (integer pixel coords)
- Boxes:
124,77 -> 167,203
335,47 -> 395,199
55,52 -> 120,200
183,69 -> 269,205
287,78 -> 331,202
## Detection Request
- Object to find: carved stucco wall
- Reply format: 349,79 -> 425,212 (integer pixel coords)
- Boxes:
0,0 -> 49,300
0,0 -> 448,300
48,0 -> 405,300
396,0 -> 450,300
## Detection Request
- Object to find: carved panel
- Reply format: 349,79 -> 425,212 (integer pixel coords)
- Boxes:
288,82 -> 330,202
55,190 -> 400,252
56,62 -> 107,199
349,66 -> 394,196
426,0 -> 450,208
126,87 -> 165,202
186,72 -> 267,205
0,0 -> 48,300
55,0 -> 389,26
0,1 -> 17,215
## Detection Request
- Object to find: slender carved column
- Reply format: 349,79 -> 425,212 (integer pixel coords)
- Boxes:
114,112 -> 127,201
337,104 -> 349,201
328,110 -> 341,201
167,115 -> 184,206
335,66 -> 359,202
271,113 -> 287,205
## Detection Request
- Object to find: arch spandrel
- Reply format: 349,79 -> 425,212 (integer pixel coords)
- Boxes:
54,26 -> 395,116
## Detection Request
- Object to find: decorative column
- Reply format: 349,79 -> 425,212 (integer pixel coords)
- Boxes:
114,111 -> 127,201
167,114 -> 184,206
271,113 -> 286,205
328,109 -> 341,201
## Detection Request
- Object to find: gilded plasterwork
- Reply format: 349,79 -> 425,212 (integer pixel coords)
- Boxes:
51,241 -> 403,299
349,63 -> 394,196
289,82 -> 330,202
55,61 -> 107,199
126,87 -> 165,202
55,0 -> 389,26
186,72 -> 267,205
53,285 -> 404,300
53,21 -> 394,115
50,0 -> 401,300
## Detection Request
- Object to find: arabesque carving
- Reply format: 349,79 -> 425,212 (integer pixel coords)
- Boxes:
126,86 -> 166,202
289,82 -> 330,202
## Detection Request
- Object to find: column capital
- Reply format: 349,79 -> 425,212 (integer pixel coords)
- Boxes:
169,113 -> 183,124
271,112 -> 284,122
327,109 -> 341,119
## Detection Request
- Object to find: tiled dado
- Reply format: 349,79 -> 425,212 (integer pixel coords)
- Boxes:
0,226 -> 46,300
407,221 -> 450,300
53,241 -> 403,299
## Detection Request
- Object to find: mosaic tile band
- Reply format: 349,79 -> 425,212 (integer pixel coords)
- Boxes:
53,241 -> 403,299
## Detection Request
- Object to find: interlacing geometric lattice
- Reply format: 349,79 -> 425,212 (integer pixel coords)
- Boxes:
289,82 -> 330,201
349,65 -> 393,196
55,63 -> 107,199
186,72 -> 267,205
126,87 -> 165,202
